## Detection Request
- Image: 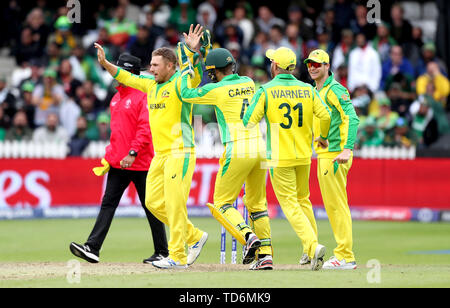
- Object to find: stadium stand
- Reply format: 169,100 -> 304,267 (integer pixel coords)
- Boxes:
0,0 -> 448,159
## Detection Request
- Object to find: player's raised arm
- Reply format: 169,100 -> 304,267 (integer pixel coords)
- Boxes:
177,24 -> 206,91
94,43 -> 118,78
94,43 -> 154,93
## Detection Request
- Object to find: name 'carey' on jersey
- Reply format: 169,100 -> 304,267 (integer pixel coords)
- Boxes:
270,89 -> 311,99
228,86 -> 255,97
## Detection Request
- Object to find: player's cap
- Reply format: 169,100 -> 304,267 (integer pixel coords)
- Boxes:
266,47 -> 297,70
205,48 -> 236,70
304,49 -> 330,65
117,53 -> 143,75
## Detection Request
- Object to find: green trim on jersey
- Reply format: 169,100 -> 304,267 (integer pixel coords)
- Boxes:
333,161 -> 339,175
214,106 -> 231,143
243,87 -> 264,127
316,73 -> 359,152
175,75 -> 195,149
182,153 -> 191,179
221,141 -> 234,176
113,67 -> 121,78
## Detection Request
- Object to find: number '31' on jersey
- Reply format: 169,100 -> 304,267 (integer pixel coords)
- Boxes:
243,74 -> 331,167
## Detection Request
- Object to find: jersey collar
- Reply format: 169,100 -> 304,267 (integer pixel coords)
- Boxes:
314,72 -> 334,89
323,72 -> 335,87
221,74 -> 240,81
274,74 -> 297,80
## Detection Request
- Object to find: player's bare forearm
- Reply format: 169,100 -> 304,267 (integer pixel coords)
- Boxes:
94,43 -> 118,77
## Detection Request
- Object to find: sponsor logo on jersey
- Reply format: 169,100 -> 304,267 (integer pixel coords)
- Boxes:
149,103 -> 166,109
162,90 -> 170,98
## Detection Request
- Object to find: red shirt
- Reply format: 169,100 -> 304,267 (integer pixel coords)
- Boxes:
104,85 -> 154,171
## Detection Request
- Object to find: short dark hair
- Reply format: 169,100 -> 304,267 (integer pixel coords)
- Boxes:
152,47 -> 177,66
277,65 -> 295,74
216,63 -> 234,75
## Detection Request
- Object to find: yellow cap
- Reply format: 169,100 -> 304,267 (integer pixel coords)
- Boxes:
266,47 -> 297,70
304,49 -> 330,65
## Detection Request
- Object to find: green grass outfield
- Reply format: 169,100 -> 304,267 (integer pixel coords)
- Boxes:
0,217 -> 449,288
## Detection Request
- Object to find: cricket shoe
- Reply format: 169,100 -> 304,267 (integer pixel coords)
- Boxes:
299,253 -> 311,265
152,257 -> 187,269
143,253 -> 169,264
187,232 -> 208,265
323,256 -> 357,270
249,255 -> 273,270
69,242 -> 99,263
310,244 -> 326,271
242,233 -> 261,264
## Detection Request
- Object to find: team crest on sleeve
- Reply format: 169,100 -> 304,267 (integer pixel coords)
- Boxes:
341,93 -> 350,101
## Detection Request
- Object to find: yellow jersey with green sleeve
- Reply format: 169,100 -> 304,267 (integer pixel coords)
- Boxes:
313,73 -> 360,158
114,61 -> 203,156
180,73 -> 261,144
243,74 -> 331,167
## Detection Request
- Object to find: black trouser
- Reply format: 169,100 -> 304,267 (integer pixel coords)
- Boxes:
85,167 -> 168,256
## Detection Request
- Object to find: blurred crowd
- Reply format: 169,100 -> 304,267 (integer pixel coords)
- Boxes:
0,0 -> 449,155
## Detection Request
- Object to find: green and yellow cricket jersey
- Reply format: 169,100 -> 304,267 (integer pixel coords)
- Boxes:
114,63 -> 202,156
243,74 -> 331,167
313,73 -> 360,158
180,73 -> 261,144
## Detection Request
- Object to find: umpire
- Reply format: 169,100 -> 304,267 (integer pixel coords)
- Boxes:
70,54 -> 169,264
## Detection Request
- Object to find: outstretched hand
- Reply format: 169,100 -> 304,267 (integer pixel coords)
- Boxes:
94,43 -> 106,66
183,24 -> 204,52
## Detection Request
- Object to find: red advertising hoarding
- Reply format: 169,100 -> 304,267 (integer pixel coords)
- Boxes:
1,158 -> 449,211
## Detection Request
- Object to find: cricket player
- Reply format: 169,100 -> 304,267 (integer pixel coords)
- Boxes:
305,49 -> 359,269
94,25 -> 208,269
180,47 -> 273,270
243,47 -> 331,271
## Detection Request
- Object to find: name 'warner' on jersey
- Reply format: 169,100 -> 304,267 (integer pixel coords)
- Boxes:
180,73 -> 262,144
243,74 -> 331,167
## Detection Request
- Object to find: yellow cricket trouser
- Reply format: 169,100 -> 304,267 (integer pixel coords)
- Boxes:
145,152 -> 203,264
317,156 -> 355,262
214,139 -> 272,256
270,164 -> 318,259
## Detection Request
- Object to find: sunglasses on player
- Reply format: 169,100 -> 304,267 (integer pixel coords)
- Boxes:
307,62 -> 323,69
